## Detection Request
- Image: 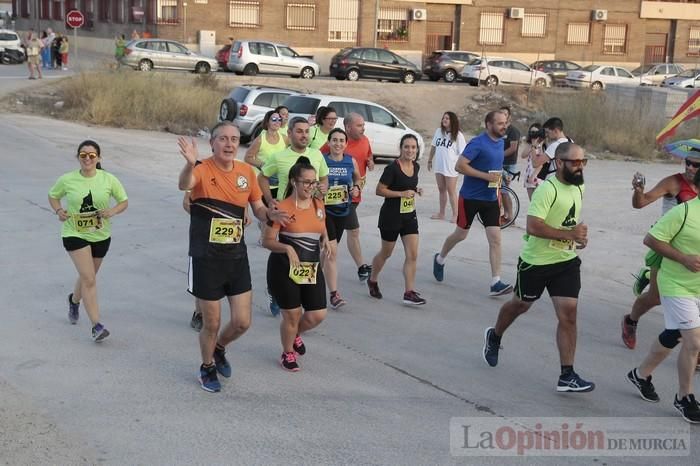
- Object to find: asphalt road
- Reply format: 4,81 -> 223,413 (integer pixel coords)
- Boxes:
0,113 -> 698,465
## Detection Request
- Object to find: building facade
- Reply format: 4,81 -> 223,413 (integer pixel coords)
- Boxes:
10,0 -> 700,66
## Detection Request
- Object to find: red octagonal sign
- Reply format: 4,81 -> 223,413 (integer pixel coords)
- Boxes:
66,9 -> 85,29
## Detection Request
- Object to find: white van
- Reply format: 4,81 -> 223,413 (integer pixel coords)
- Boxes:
283,93 -> 425,160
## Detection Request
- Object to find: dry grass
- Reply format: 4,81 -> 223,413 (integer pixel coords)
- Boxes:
59,70 -> 223,134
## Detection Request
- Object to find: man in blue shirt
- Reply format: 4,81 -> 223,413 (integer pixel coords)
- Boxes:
433,110 -> 513,296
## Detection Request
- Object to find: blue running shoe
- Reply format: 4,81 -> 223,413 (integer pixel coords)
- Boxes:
557,371 -> 595,393
433,254 -> 444,282
489,280 -> 513,297
91,323 -> 110,342
213,345 -> 232,378
198,364 -> 221,393
67,293 -> 79,325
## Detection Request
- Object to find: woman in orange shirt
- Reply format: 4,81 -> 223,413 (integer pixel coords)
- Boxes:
263,156 -> 332,371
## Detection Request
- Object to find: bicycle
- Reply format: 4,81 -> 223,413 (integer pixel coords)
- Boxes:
477,169 -> 521,229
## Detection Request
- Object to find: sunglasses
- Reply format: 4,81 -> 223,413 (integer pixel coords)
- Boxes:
685,159 -> 700,168
79,151 -> 99,160
270,117 -> 282,122
559,158 -> 588,168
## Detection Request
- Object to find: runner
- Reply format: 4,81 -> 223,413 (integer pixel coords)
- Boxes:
534,117 -> 571,182
367,134 -> 425,305
621,156 -> 699,349
432,110 -> 513,296
323,128 -> 361,309
500,106 -> 520,222
320,112 -> 374,282
626,173 -> 700,423
308,106 -> 338,151
482,143 -> 595,393
48,140 -> 128,342
243,110 -> 289,199
262,156 -> 331,371
274,105 -> 289,135
427,111 -> 466,223
178,121 -> 290,393
259,116 -> 329,205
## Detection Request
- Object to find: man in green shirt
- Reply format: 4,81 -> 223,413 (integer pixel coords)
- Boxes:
627,170 -> 700,423
259,116 -> 329,205
482,142 -> 594,393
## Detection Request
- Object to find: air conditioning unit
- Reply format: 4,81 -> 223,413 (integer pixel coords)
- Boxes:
411,8 -> 427,21
591,9 -> 608,21
509,8 -> 524,19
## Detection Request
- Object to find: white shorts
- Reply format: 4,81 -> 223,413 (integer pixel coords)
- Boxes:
661,296 -> 700,330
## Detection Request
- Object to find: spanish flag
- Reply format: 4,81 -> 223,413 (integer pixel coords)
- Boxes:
657,91 -> 700,145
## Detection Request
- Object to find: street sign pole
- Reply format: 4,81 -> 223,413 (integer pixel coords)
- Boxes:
74,26 -> 78,66
65,9 -> 85,68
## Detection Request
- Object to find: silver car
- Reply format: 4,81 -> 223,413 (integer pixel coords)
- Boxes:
120,39 -> 218,73
227,40 -> 320,79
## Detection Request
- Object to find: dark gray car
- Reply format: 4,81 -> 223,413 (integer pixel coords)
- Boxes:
424,50 -> 479,83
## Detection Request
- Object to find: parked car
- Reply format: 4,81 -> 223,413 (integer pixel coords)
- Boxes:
226,40 -> 319,79
218,85 -> 299,142
661,68 -> 700,88
120,39 -> 218,73
329,47 -> 422,84
566,64 -> 637,90
423,50 -> 479,83
283,93 -> 425,159
461,57 -> 552,87
216,44 -> 231,70
632,63 -> 684,86
0,29 -> 22,52
531,60 -> 582,86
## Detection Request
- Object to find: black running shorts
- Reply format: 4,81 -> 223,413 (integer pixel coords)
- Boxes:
267,253 -> 326,311
188,256 -> 252,301
63,236 -> 111,258
379,216 -> 419,242
326,213 -> 349,242
345,203 -> 360,230
514,257 -> 581,302
457,197 -> 500,229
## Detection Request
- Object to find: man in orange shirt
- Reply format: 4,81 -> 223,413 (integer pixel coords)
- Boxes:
178,122 -> 289,393
321,112 -> 374,281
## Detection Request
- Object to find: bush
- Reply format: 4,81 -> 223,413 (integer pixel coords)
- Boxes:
60,70 -> 223,134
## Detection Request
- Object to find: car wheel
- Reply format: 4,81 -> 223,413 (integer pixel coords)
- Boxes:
300,67 -> 315,79
243,63 -> 258,76
138,59 -> 153,72
219,99 -> 238,122
428,75 -> 440,81
195,62 -> 211,74
443,69 -> 457,83
486,75 -> 499,86
403,72 -> 416,84
534,77 -> 547,87
591,81 -> 603,90
346,69 -> 360,81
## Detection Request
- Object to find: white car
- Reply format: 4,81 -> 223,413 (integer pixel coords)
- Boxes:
0,28 -> 22,51
283,94 -> 425,160
632,63 -> 684,86
460,57 -> 552,87
566,64 -> 637,90
661,68 -> 700,88
227,40 -> 320,79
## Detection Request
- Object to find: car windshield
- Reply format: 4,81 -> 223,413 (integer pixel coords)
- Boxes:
581,65 -> 600,72
0,32 -> 18,40
631,65 -> 654,76
677,69 -> 699,78
278,46 -> 297,58
283,96 -> 321,115
470,59 -> 482,66
231,87 -> 250,102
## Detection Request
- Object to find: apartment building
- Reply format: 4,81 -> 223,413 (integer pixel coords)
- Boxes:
10,0 -> 700,65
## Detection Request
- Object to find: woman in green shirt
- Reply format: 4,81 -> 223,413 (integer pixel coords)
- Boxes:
48,140 -> 128,342
308,106 -> 338,151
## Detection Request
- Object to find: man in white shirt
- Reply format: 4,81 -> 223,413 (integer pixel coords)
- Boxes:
533,117 -> 571,181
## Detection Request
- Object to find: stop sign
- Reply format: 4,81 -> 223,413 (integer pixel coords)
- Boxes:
65,9 -> 85,28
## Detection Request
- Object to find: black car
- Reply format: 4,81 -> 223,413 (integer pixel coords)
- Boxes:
329,47 -> 421,84
423,50 -> 479,83
531,60 -> 582,86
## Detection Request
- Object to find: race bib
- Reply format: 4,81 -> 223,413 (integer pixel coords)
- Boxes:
289,261 -> 318,285
209,218 -> 243,244
74,212 -> 102,233
400,196 -> 415,214
549,239 -> 575,251
325,185 -> 349,206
